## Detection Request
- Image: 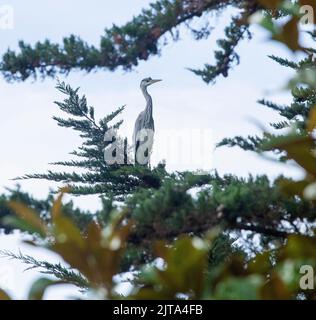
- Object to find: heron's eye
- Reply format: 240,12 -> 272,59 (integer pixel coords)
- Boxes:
141,77 -> 151,85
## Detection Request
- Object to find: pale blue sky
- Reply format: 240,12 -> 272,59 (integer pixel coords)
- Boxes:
0,1 -> 305,299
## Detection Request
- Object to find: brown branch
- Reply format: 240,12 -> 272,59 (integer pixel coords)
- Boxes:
127,215 -> 301,247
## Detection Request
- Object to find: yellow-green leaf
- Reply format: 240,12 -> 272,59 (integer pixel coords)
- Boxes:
308,106 -> 316,132
8,201 -> 47,237
51,186 -> 70,220
0,289 -> 11,300
28,278 -> 64,300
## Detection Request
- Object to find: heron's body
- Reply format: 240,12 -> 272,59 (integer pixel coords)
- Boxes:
133,77 -> 161,165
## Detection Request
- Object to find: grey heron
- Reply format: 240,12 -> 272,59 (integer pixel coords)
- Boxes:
133,77 -> 161,166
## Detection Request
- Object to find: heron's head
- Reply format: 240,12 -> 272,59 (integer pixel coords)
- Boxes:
140,77 -> 162,89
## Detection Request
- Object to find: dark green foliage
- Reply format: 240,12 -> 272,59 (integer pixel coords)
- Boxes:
268,55 -> 299,69
6,168 -> 311,273
217,135 -> 263,151
208,233 -> 241,267
118,173 -> 316,269
0,185 -> 94,234
0,186 -> 50,234
0,0 -> 258,83
269,53 -> 316,71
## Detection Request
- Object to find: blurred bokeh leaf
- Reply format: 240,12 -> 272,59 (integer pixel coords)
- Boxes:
28,278 -> 65,300
0,289 -> 11,300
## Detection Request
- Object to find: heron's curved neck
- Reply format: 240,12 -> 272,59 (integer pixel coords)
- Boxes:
142,86 -> 153,118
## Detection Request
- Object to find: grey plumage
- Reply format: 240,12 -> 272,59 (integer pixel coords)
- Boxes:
133,77 -> 161,165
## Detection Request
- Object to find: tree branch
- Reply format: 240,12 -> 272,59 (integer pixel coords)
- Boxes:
0,0 -> 247,82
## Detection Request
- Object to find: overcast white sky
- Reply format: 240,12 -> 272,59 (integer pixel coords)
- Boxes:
0,0 -> 306,299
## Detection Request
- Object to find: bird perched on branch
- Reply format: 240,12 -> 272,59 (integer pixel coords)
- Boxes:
133,77 -> 161,166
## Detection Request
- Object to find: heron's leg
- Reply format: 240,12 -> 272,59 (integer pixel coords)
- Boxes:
134,140 -> 140,165
148,145 -> 153,169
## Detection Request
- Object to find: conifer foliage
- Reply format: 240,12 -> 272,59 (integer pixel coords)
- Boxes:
1,0 -> 316,300
0,0 -> 260,83
16,80 -> 166,198
218,50 -> 316,154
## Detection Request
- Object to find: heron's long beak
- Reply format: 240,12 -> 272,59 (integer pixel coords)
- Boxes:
149,79 -> 162,85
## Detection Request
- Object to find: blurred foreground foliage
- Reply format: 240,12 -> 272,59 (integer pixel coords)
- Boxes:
2,188 -> 316,300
